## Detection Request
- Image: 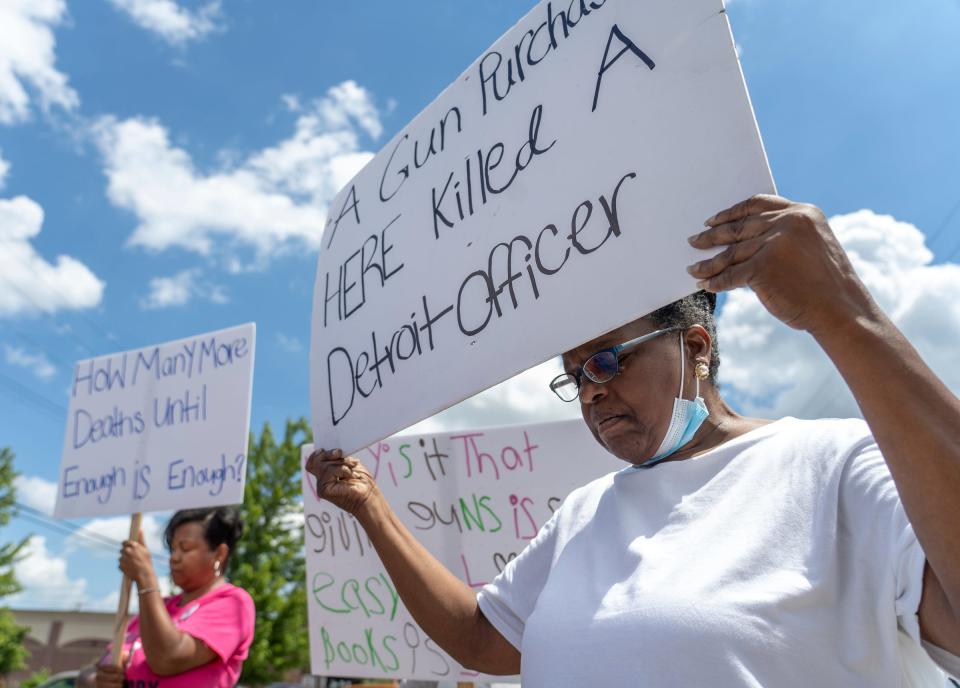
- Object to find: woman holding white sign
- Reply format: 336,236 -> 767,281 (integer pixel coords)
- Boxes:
307,195 -> 960,686
94,506 -> 255,688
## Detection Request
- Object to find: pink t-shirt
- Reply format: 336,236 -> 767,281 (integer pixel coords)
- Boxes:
120,583 -> 255,688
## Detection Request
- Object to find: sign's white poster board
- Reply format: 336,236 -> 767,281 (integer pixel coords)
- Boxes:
55,323 -> 256,519
302,418 -> 624,682
310,0 -> 775,455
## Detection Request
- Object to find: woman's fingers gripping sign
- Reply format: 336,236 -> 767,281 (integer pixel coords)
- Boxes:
305,447 -> 380,517
687,194 -> 876,335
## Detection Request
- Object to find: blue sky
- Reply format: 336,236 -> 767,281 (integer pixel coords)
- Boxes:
1,0 -> 959,609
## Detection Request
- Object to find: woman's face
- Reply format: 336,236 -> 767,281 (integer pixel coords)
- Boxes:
562,318 -> 691,464
168,522 -> 220,592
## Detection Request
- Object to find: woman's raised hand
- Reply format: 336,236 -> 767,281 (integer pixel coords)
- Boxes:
305,448 -> 381,516
687,195 -> 877,336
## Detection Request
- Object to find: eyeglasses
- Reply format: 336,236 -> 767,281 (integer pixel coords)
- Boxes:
549,327 -> 682,402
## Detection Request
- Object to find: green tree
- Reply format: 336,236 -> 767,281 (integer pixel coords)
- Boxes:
230,419 -> 312,687
19,669 -> 49,688
0,611 -> 29,682
0,447 -> 30,677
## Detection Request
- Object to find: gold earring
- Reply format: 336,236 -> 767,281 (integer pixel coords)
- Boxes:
695,361 -> 710,380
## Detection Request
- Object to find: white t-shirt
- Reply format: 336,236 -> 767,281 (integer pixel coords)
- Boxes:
477,418 -> 953,687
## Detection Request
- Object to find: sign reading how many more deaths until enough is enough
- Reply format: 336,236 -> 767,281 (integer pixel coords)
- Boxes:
309,0 -> 775,456
301,418 -> 624,682
54,324 -> 256,519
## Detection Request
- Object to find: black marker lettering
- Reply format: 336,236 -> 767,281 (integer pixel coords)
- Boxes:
592,24 -> 656,112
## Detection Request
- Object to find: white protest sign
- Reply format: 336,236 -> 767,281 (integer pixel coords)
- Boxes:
302,418 -> 623,682
310,0 -> 774,455
54,323 -> 256,519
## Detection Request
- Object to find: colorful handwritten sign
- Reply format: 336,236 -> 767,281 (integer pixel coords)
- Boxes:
310,0 -> 775,455
54,323 -> 256,519
302,418 -> 624,681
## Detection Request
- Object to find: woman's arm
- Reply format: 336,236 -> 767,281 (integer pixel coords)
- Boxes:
120,533 -> 218,675
306,449 -> 521,674
688,195 -> 960,652
809,309 -> 960,654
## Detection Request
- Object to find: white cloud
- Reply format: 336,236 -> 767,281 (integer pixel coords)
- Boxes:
89,574 -> 176,613
404,359 -> 580,435
141,271 -> 191,308
0,0 -> 78,125
291,80 -> 382,139
0,150 -> 9,189
63,513 -> 176,610
107,0 -> 222,46
9,532 -> 171,612
14,474 -> 58,515
67,513 -> 166,558
718,209 -> 960,419
275,332 -> 303,353
9,535 -> 89,609
0,194 -> 105,317
87,589 -> 121,612
139,268 -> 227,309
4,344 -> 55,379
93,80 -> 380,258
8,512 -> 175,611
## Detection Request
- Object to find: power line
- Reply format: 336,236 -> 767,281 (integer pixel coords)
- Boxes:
0,271 -> 98,357
17,509 -> 122,556
16,502 -> 169,569
929,192 -> 960,262
927,196 -> 960,250
8,328 -> 74,373
794,371 -> 839,419
15,502 -> 143,551
18,502 -> 129,549
942,233 -> 960,263
0,371 -> 66,421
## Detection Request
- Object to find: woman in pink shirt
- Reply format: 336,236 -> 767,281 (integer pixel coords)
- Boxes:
95,506 -> 255,688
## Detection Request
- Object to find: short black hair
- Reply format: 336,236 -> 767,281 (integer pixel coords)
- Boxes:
646,290 -> 720,381
164,506 -> 244,569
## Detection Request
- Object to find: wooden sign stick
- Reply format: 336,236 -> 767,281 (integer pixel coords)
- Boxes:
111,512 -> 143,666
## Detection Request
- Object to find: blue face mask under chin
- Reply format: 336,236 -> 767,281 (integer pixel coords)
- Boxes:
638,333 -> 710,469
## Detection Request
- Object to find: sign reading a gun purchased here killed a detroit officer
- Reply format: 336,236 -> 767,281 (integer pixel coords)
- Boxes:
310,0 -> 775,455
54,323 -> 256,519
